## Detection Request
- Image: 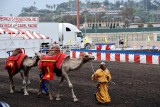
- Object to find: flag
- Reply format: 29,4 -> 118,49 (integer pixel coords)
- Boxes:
84,36 -> 89,44
147,36 -> 150,42
125,37 -> 127,42
68,39 -> 72,45
104,37 -> 107,43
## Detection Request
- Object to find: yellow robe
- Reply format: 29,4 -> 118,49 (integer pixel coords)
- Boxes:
92,68 -> 112,103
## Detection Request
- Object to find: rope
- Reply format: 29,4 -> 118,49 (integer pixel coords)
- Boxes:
90,61 -> 95,72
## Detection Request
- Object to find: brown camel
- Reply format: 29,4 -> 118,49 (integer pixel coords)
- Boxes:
38,46 -> 95,101
5,48 -> 40,95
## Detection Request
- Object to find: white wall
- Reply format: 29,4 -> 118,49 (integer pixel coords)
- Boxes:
38,22 -> 59,42
0,22 -> 81,58
0,22 -> 60,58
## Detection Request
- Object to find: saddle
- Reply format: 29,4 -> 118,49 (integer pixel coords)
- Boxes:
38,52 -> 68,80
5,53 -> 27,76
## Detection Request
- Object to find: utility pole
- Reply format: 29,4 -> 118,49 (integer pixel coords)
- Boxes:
85,15 -> 87,35
76,0 -> 80,29
84,0 -> 87,36
92,2 -> 98,33
62,21 -> 64,46
145,0 -> 147,11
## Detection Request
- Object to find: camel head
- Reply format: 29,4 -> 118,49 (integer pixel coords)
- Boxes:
32,53 -> 41,66
47,45 -> 60,56
80,53 -> 95,63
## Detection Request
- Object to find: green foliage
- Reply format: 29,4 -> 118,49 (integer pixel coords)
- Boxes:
38,9 -> 52,14
103,0 -> 109,6
56,2 -> 69,11
21,6 -> 37,13
17,0 -> 160,23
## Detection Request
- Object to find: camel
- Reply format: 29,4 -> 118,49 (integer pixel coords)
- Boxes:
5,48 -> 40,95
38,46 -> 95,101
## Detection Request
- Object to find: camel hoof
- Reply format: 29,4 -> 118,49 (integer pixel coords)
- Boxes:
50,97 -> 53,101
73,98 -> 79,102
27,80 -> 31,85
38,92 -> 42,96
10,91 -> 14,93
23,80 -> 26,85
56,97 -> 61,101
24,93 -> 29,96
24,92 -> 29,96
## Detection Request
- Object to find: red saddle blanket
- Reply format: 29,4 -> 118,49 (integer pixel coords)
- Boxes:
38,52 -> 68,80
5,53 -> 27,75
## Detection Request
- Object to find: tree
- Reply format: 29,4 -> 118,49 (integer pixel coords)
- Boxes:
115,1 -> 121,8
120,7 -> 135,28
103,0 -> 109,6
21,6 -> 37,13
143,0 -> 152,11
128,0 -> 135,8
34,1 -> 36,6
53,4 -> 56,10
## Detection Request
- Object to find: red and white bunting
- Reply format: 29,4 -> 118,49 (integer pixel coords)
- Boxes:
0,28 -> 25,34
15,30 -> 49,39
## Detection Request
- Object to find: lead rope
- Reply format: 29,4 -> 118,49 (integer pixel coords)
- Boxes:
90,61 -> 95,72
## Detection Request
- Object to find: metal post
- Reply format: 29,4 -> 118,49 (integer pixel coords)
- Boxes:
62,21 -> 64,47
95,13 -> 97,34
85,14 -> 87,36
92,2 -> 98,34
76,0 -> 80,29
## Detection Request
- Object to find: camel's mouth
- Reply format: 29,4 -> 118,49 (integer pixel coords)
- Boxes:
90,56 -> 95,60
83,54 -> 95,62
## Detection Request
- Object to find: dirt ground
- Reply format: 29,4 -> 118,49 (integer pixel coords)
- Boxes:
0,58 -> 160,107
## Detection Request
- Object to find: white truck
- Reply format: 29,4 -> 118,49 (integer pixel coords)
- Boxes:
38,22 -> 92,49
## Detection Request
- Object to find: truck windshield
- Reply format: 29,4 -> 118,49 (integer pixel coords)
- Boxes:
77,32 -> 83,38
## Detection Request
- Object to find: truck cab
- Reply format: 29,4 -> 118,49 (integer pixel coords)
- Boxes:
58,23 -> 83,47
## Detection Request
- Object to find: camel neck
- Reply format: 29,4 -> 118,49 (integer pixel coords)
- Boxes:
69,58 -> 83,70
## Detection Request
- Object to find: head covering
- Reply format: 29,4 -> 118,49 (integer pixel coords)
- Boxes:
100,62 -> 106,65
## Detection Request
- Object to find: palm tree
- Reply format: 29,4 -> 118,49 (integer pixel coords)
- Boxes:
34,1 -> 36,6
53,4 -> 56,10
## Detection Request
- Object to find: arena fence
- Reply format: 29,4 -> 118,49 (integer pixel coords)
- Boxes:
81,27 -> 160,33
70,49 -> 160,65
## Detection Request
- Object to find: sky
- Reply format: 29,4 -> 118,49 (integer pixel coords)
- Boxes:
0,0 -> 132,16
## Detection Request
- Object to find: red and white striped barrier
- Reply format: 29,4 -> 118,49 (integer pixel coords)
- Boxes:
70,50 -> 160,65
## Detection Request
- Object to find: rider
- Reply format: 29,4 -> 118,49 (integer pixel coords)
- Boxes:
38,45 -> 61,95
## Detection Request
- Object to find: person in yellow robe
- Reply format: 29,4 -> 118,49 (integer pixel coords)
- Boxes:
92,62 -> 112,104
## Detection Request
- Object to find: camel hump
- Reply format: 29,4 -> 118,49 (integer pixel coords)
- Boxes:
11,48 -> 24,56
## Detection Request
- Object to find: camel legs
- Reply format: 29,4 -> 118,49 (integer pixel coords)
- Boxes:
56,76 -> 65,101
47,81 -> 53,100
9,76 -> 14,93
26,70 -> 31,85
57,71 -> 78,102
20,71 -> 29,95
